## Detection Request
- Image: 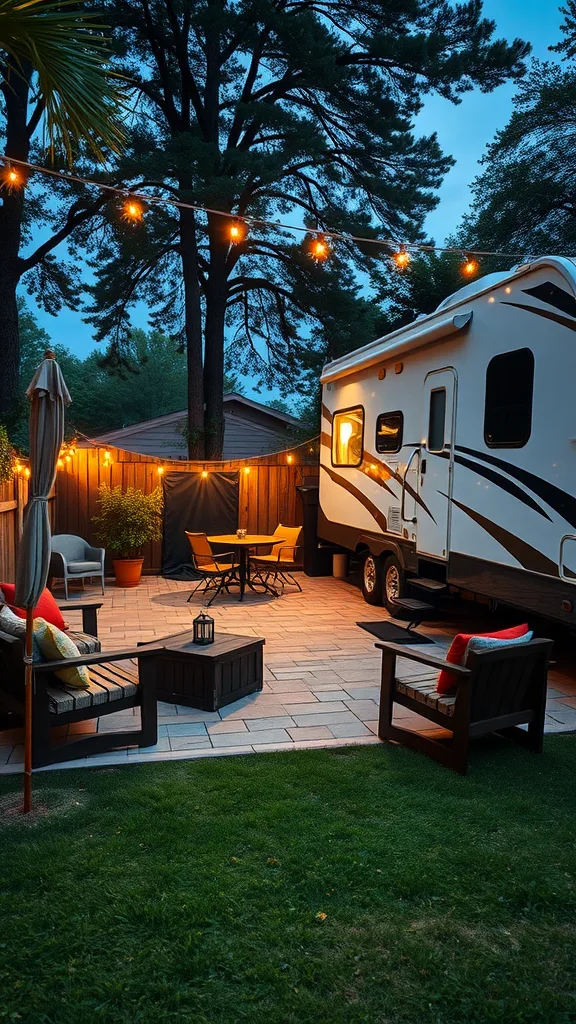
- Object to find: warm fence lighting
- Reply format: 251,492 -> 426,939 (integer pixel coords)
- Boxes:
104,450 -> 111,460
157,465 -> 164,475
122,198 -> 145,223
393,247 -> 410,269
13,461 -> 22,474
462,256 -> 479,277
287,454 -> 293,464
23,467 -> 30,479
201,470 -> 209,479
57,458 -> 64,470
243,466 -> 251,475
65,455 -> 71,464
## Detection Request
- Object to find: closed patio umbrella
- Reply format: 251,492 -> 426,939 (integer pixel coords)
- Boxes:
15,351 -> 71,813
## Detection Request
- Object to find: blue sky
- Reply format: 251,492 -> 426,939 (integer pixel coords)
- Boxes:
27,0 -> 564,382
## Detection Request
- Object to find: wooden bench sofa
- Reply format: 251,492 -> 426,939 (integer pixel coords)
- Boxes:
0,600 -> 158,768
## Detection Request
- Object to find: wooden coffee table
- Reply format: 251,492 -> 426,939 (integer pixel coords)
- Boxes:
141,629 -> 265,711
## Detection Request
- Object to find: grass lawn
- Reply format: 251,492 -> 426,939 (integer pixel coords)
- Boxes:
1,738 -> 575,1024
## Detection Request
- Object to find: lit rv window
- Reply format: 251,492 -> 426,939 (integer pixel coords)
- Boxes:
332,407 -> 364,466
428,389 -> 446,453
376,412 -> 403,454
484,348 -> 534,447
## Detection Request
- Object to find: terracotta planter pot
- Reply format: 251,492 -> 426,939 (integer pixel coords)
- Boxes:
113,558 -> 144,588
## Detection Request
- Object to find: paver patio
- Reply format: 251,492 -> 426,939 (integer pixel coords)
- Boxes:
1,574 -> 575,772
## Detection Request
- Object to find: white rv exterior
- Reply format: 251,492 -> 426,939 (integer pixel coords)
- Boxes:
319,256 -> 576,624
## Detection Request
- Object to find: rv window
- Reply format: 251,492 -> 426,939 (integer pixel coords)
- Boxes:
428,389 -> 446,453
332,407 -> 364,466
484,348 -> 534,447
376,412 -> 403,454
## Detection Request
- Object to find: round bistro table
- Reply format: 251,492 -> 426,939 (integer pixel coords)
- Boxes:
207,534 -> 286,601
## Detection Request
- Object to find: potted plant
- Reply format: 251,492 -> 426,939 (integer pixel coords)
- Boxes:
92,484 -> 163,587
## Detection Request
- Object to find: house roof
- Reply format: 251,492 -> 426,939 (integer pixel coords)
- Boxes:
91,392 -> 302,444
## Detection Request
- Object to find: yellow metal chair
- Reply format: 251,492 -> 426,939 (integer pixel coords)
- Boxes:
185,532 -> 239,606
250,524 -> 302,592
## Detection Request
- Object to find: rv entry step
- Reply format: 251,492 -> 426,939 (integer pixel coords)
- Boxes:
409,578 -> 448,592
390,597 -> 435,629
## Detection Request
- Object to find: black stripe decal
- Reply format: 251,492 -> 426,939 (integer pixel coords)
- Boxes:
321,464 -> 388,532
456,445 -> 576,529
437,451 -> 552,521
501,301 -> 576,333
523,281 -> 576,319
443,494 -> 559,576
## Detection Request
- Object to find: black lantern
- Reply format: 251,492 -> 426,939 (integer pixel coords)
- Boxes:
193,611 -> 215,645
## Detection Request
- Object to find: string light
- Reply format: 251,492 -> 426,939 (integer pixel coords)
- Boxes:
287,454 -> 293,464
0,154 -> 545,263
308,235 -> 330,262
229,220 -> 247,244
393,247 -> 410,269
201,470 -> 209,479
23,467 -> 30,479
122,198 -> 145,224
157,465 -> 164,475
2,165 -> 23,189
57,458 -> 64,470
462,255 -> 480,277
243,466 -> 251,475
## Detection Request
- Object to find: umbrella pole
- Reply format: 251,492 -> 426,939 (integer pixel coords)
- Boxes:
23,607 -> 34,814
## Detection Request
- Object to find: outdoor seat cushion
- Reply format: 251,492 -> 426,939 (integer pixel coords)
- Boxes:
47,660 -> 138,715
1,583 -> 67,631
66,560 -> 102,574
396,673 -> 456,717
67,630 -> 101,655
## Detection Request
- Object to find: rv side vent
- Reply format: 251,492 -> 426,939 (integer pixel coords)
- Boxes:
388,506 -> 402,533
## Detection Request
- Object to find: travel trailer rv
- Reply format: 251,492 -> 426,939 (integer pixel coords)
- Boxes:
318,255 -> 576,625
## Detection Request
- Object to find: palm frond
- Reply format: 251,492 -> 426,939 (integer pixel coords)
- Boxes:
0,0 -> 125,163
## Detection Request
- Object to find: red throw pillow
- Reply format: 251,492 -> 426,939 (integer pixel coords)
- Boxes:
1,583 -> 67,632
437,624 -> 530,695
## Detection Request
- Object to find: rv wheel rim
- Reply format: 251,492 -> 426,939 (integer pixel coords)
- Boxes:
364,556 -> 377,593
386,565 -> 401,600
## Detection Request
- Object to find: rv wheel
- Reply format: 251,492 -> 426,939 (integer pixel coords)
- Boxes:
361,552 -> 384,605
382,555 -> 406,615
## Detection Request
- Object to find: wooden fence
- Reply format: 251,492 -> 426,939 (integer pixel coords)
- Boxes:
54,438 -> 320,573
0,472 -> 29,583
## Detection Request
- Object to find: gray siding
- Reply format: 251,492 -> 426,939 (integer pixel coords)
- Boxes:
97,411 -> 294,459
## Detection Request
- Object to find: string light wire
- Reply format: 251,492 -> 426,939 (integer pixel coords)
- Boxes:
0,153 -> 545,262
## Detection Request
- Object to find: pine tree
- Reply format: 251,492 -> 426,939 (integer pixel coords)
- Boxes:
463,5 -> 576,254
85,0 -> 529,458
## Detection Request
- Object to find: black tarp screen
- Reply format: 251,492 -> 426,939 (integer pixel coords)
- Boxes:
162,471 -> 239,579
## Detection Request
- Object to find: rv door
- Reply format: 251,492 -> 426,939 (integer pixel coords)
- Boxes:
417,368 -> 457,561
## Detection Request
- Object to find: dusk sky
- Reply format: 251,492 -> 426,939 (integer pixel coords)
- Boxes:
28,1 -> 565,374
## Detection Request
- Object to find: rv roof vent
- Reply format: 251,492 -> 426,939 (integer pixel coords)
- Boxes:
388,506 -> 402,533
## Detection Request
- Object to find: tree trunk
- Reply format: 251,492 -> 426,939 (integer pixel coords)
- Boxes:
0,60 -> 31,425
203,225 -> 227,459
179,205 -> 204,459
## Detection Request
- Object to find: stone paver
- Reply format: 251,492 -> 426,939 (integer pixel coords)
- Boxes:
1,573 -> 575,773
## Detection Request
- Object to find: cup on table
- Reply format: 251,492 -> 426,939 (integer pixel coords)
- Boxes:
236,528 -> 247,539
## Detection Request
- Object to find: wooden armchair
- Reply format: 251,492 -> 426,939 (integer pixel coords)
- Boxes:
377,638 -> 553,775
250,524 -> 303,592
185,532 -> 239,606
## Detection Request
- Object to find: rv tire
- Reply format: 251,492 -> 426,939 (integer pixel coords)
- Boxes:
360,552 -> 384,605
382,555 -> 406,615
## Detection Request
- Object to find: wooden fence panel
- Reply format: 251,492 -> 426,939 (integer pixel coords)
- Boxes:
0,472 -> 30,583
54,439 -> 319,573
